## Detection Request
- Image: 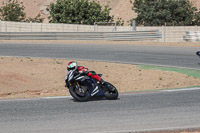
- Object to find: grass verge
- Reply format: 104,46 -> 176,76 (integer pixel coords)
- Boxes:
139,65 -> 200,78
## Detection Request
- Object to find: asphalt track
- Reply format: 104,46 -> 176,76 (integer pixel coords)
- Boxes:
0,43 -> 199,70
1,88 -> 200,133
0,43 -> 200,133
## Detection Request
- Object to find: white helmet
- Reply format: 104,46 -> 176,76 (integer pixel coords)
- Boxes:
67,61 -> 78,71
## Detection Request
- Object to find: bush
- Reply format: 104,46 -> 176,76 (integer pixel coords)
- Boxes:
131,0 -> 200,26
0,0 -> 26,21
0,0 -> 43,22
46,0 -> 114,25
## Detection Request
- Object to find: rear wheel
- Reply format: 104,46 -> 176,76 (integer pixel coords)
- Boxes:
69,82 -> 90,102
104,82 -> 118,100
196,51 -> 200,57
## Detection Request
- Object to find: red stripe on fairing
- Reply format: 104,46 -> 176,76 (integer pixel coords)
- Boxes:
78,66 -> 101,81
88,72 -> 102,81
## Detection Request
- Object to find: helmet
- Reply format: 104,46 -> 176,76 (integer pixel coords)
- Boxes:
67,61 -> 78,71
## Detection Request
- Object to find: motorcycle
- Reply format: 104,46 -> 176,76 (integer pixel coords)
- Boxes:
196,51 -> 200,58
65,70 -> 119,102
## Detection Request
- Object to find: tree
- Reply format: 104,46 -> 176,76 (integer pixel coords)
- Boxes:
46,0 -> 114,25
193,10 -> 200,26
0,0 -> 43,22
0,0 -> 26,21
131,0 -> 200,26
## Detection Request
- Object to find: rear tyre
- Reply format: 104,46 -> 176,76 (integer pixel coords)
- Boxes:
69,83 -> 90,102
104,82 -> 118,100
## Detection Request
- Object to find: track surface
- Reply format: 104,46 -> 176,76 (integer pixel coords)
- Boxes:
0,43 -> 199,70
0,43 -> 200,132
1,89 -> 200,133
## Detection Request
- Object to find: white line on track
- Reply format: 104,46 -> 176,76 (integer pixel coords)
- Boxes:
161,87 -> 200,92
41,96 -> 72,99
93,125 -> 200,133
0,96 -> 72,102
1,87 -> 200,102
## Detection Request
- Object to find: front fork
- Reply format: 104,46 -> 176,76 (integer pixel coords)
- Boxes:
75,82 -> 84,93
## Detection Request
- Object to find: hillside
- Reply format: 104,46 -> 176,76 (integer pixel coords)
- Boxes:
0,0 -> 136,25
0,0 -> 199,25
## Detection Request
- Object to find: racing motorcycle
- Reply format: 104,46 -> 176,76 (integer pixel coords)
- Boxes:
65,70 -> 118,102
196,51 -> 200,58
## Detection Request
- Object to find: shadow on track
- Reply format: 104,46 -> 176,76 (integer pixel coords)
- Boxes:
70,96 -> 120,102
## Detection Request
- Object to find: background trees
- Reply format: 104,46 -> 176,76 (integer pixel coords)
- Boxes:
0,0 -> 43,22
1,0 -> 200,26
0,0 -> 124,25
131,0 -> 200,26
46,0 -> 114,25
0,0 -> 26,21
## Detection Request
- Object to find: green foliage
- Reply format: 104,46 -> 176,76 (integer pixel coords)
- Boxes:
25,14 -> 44,23
46,0 -> 114,25
116,17 -> 124,26
0,0 -> 26,21
131,0 -> 200,26
0,0 -> 43,22
193,11 -> 200,25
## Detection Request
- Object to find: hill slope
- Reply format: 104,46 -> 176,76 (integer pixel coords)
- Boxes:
0,0 -> 199,25
0,0 -> 136,25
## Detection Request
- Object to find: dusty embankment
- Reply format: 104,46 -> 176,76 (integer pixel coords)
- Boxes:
0,56 -> 200,99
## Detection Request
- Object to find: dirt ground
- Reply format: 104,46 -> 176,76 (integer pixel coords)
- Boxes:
0,56 -> 200,99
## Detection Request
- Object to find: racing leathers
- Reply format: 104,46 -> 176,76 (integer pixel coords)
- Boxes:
65,66 -> 104,87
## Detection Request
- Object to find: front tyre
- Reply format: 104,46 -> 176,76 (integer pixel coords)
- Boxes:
104,82 -> 118,100
69,83 -> 90,102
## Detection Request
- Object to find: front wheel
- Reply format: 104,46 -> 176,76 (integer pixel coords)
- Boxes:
104,82 -> 118,100
69,83 -> 90,102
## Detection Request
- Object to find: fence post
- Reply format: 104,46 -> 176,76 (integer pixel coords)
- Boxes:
41,23 -> 42,32
162,25 -> 164,42
30,21 -> 32,32
0,20 -> 1,32
5,21 -> 7,32
132,19 -> 136,31
77,24 -> 79,32
62,23 -> 64,32
94,22 -> 96,32
162,23 -> 166,42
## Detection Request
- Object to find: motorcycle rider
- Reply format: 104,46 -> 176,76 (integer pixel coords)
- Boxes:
65,61 -> 105,88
